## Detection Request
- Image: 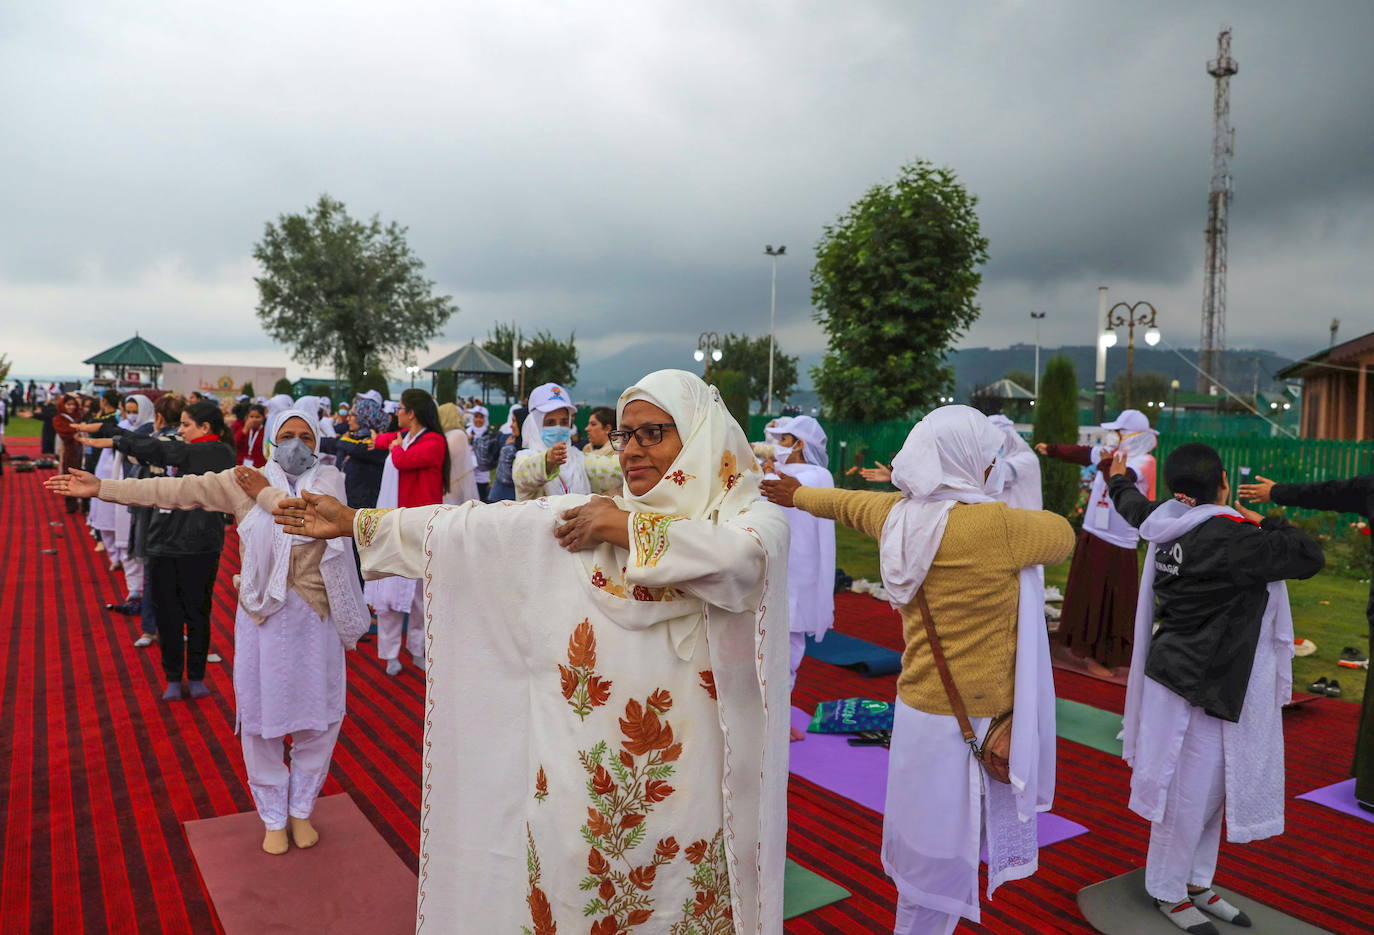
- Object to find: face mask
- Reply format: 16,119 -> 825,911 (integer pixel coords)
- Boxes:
541,425 -> 573,448
272,438 -> 318,476
772,445 -> 794,462
1101,431 -> 1121,449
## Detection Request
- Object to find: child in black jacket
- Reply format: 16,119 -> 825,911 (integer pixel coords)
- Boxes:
1107,443 -> 1323,934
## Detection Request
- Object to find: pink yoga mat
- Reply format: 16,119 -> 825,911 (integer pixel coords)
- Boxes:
1295,779 -> 1374,824
787,707 -> 1088,858
184,794 -> 417,935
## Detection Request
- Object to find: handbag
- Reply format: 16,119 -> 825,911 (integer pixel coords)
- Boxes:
915,588 -> 1013,784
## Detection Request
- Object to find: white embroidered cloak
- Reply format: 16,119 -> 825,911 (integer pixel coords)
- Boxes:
356,494 -> 790,935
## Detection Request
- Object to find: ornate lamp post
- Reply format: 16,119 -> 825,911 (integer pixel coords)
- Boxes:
1102,301 -> 1161,409
764,245 -> 786,414
694,332 -> 723,377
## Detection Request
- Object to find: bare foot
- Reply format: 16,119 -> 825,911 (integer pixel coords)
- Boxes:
289,816 -> 319,849
790,726 -> 806,742
262,828 -> 289,855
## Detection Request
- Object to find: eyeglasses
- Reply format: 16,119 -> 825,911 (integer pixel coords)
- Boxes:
607,423 -> 677,451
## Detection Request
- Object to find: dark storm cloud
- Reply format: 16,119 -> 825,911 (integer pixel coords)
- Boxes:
3,0 -> 1372,376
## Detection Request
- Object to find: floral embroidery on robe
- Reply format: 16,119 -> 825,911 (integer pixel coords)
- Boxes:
632,513 -> 686,569
355,508 -> 393,548
559,620 -> 612,721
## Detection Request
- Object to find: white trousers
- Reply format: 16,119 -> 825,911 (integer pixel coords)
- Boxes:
99,528 -> 124,564
1145,708 -> 1225,902
789,631 -> 807,690
894,896 -> 959,935
122,557 -> 144,598
376,580 -> 425,661
241,720 -> 342,830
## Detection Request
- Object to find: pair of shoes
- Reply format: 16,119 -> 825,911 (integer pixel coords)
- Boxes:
106,599 -> 142,616
1308,677 -> 1343,698
206,652 -> 222,664
1338,646 -> 1370,669
161,682 -> 185,701
133,633 -> 157,648
186,680 -> 210,699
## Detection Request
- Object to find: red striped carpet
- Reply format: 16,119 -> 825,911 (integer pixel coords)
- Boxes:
2,440 -> 1371,934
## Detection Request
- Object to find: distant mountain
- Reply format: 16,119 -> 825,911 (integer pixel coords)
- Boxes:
947,345 -> 1299,398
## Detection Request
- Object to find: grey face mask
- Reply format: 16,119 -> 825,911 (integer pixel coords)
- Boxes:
272,438 -> 318,476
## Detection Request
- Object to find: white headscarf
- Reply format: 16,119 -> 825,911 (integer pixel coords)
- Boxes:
987,414 -> 1042,511
879,405 -> 1004,608
359,389 -> 384,406
267,394 -> 293,417
125,394 -> 155,430
1101,408 -> 1159,457
615,370 -> 760,523
765,415 -> 828,468
468,404 -> 489,437
263,407 -> 319,462
522,382 -> 589,495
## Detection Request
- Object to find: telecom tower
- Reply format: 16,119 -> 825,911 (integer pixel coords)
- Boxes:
1199,28 -> 1238,393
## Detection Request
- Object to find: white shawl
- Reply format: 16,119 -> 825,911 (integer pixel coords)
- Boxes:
1122,500 -> 1292,842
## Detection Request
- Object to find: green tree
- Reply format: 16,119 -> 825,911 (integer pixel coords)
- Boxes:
481,324 -> 579,400
435,370 -> 458,406
357,371 -> 390,400
272,377 -> 294,396
241,381 -> 256,399
1110,370 -> 1171,423
0,354 -> 12,384
718,333 -> 799,413
811,159 -> 989,421
310,383 -> 331,397
705,369 -> 750,433
1032,355 -> 1081,518
253,195 -> 457,391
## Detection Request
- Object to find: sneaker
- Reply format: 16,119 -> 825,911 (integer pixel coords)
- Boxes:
1326,679 -> 1343,698
133,633 -> 157,648
207,652 -> 222,664
1339,646 -> 1369,664
1307,677 -> 1330,696
1156,898 -> 1218,934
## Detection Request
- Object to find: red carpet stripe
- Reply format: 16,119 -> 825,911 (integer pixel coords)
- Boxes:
2,440 -> 1372,934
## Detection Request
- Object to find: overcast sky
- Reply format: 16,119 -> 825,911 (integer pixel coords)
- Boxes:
4,1 -> 1372,386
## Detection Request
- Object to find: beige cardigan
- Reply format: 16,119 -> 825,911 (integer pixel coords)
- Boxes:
100,470 -> 332,621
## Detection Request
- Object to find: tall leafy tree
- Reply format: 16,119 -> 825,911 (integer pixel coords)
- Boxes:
1033,355 -> 1082,518
1110,370 -> 1171,423
811,160 -> 988,421
481,324 -> 579,400
253,195 -> 457,390
718,333 -> 799,413
435,370 -> 458,406
271,377 -> 294,396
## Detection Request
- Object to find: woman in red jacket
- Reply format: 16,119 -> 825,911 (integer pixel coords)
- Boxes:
365,389 -> 449,675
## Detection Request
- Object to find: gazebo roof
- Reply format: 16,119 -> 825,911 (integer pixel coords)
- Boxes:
82,335 -> 180,367
974,378 -> 1035,400
423,342 -> 513,376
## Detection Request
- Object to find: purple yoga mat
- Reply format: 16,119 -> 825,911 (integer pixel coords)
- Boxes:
787,707 -> 1089,859
1296,779 -> 1374,824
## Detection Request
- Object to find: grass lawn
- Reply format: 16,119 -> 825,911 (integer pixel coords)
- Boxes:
835,524 -> 1367,705
4,416 -> 41,438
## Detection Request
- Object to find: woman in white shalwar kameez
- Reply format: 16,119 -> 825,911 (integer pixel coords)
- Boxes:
57,407 -> 371,855
275,370 -> 790,935
987,415 -> 1042,511
762,417 -> 836,699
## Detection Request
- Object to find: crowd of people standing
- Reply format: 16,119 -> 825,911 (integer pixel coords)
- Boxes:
24,371 -> 1373,935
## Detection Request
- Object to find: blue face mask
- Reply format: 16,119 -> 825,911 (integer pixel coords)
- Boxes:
272,438 -> 318,477
540,424 -> 573,448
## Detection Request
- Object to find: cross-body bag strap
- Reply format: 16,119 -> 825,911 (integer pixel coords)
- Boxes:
915,587 -> 982,757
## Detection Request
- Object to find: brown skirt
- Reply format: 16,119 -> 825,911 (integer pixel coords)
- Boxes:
1055,528 -> 1138,669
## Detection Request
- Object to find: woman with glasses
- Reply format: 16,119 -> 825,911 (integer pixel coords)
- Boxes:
512,382 -> 621,500
272,369 -> 790,934
364,388 -> 449,676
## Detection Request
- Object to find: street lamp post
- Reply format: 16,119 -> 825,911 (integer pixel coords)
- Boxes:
514,355 -> 535,400
1094,287 -> 1109,423
764,245 -> 786,415
406,365 -> 420,388
1170,379 -> 1180,432
1103,300 -> 1161,409
1030,311 -> 1046,397
694,332 -> 723,378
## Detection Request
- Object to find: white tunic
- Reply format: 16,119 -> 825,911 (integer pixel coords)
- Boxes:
773,462 -> 836,639
355,493 -> 790,935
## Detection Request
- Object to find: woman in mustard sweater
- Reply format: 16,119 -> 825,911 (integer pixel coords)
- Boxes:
763,405 -> 1073,935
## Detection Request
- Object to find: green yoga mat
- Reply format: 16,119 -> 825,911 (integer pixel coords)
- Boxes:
783,860 -> 850,919
1056,698 -> 1124,757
